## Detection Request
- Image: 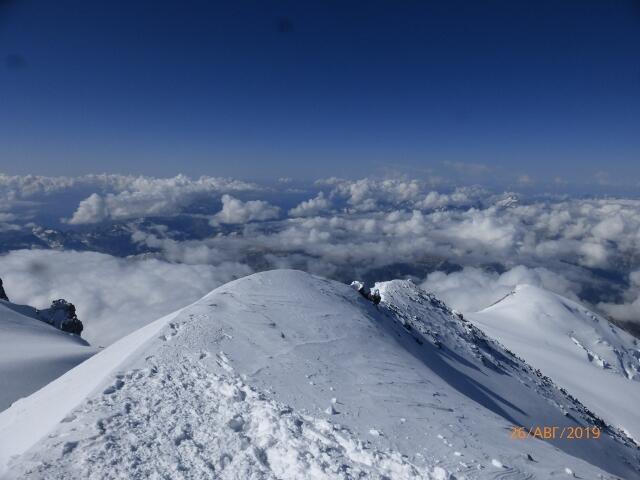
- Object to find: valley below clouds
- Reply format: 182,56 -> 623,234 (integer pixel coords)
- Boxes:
1,172 -> 640,345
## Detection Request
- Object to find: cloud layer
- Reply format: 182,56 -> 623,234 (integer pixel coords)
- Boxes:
0,173 -> 259,225
67,176 -> 260,224
2,174 -> 640,343
0,249 -> 251,345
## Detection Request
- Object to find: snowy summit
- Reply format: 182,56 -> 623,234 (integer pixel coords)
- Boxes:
0,270 -> 638,479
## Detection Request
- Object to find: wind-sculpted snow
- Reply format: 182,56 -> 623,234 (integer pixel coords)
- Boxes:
0,301 -> 96,411
1,271 -> 639,479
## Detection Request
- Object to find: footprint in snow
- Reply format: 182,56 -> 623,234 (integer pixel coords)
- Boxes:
325,404 -> 339,415
227,416 -> 245,432
103,379 -> 125,395
160,322 -> 183,341
61,441 -> 79,456
61,413 -> 77,423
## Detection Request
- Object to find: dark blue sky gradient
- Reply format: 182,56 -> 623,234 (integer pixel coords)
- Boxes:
1,0 -> 639,185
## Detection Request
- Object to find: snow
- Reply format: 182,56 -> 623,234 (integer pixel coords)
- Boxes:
0,305 -> 186,474
1,270 -> 638,479
10,357 -> 426,479
470,284 -> 640,442
0,300 -> 96,411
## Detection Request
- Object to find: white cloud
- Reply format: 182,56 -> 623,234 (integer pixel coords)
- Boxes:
66,175 -> 259,224
4,174 -> 640,329
0,173 -> 257,201
132,194 -> 640,297
321,178 -> 425,212
599,270 -> 640,323
68,193 -> 109,224
289,192 -> 331,217
0,249 -> 252,346
210,195 -> 280,225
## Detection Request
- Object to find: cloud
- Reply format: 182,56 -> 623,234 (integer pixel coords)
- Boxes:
4,174 -> 640,332
210,194 -> 280,225
289,192 -> 331,217
68,193 -> 109,224
414,186 -> 489,210
132,193 -> 640,288
320,178 -> 425,212
122,187 -> 640,331
66,175 -> 260,224
319,178 -> 494,213
0,249 -> 252,346
599,270 -> 640,323
0,173 -> 260,225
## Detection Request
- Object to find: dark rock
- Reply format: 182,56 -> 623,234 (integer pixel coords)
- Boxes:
0,278 -> 8,301
36,299 -> 84,336
351,281 -> 381,305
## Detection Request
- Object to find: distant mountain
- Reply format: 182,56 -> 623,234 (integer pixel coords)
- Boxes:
1,271 -> 638,479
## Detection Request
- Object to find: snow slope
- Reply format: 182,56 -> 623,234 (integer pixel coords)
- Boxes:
470,284 -> 640,443
1,271 -> 639,479
0,300 -> 96,411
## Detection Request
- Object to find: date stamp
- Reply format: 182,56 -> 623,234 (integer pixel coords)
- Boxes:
510,425 -> 601,440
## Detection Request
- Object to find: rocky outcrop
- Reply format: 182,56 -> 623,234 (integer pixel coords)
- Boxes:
36,300 -> 84,336
0,278 -> 8,301
0,278 -> 84,335
350,281 -> 381,305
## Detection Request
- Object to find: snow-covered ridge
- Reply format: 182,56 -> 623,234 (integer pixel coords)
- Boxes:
470,284 -> 640,442
2,271 -> 639,479
0,299 -> 95,412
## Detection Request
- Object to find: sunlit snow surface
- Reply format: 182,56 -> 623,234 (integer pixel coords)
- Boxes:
470,284 -> 640,443
1,271 -> 639,479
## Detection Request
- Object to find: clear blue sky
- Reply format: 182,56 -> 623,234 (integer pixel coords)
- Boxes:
1,0 -> 639,185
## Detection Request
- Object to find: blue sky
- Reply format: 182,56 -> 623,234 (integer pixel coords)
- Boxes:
0,0 -> 639,186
